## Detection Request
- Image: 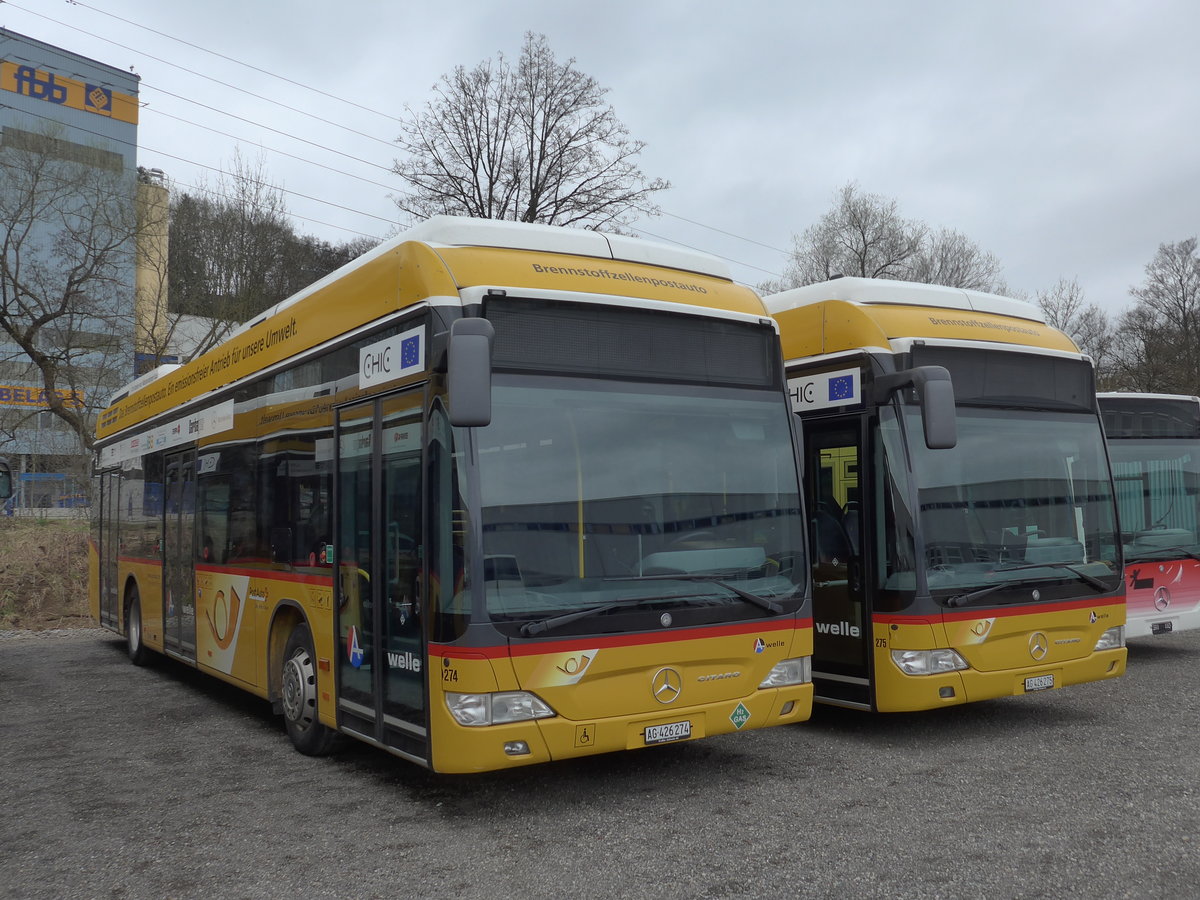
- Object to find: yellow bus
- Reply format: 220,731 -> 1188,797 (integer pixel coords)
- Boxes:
764,277 -> 1126,712
90,217 -> 814,773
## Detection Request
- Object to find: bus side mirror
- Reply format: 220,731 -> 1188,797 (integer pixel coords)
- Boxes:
0,459 -> 12,500
874,365 -> 957,450
448,318 -> 495,428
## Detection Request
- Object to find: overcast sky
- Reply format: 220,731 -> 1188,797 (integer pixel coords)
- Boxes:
5,0 -> 1199,315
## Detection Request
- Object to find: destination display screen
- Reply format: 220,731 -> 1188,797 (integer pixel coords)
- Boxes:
485,297 -> 778,388
1099,396 -> 1200,439
910,346 -> 1096,411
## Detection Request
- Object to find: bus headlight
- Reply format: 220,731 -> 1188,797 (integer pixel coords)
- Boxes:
1094,626 -> 1125,651
890,648 -> 968,676
759,657 -> 812,688
445,691 -> 556,726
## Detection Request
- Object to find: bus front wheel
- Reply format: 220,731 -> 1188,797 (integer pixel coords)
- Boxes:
280,623 -> 339,756
125,588 -> 149,667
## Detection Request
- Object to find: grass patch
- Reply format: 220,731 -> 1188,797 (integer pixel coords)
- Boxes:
0,517 -> 91,630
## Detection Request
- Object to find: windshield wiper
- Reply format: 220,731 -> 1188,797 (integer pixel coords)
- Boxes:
607,573 -> 785,615
520,591 -> 698,638
945,580 -> 1036,608
992,562 -> 1114,592
1125,544 -> 1200,563
944,563 -> 1116,608
521,576 -> 788,638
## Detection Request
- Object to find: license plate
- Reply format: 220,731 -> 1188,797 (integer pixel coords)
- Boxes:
1024,674 -> 1055,692
1152,621 -> 1174,635
644,720 -> 691,745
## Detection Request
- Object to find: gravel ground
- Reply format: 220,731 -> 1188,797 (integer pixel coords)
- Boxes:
1,627 -> 1197,900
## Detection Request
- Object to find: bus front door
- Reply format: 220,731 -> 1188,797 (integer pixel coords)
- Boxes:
163,449 -> 197,661
99,470 -> 120,629
805,419 -> 870,707
335,391 -> 429,764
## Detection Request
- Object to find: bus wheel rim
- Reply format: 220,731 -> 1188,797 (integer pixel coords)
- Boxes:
282,649 -> 316,728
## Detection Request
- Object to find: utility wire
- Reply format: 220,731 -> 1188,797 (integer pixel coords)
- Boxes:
143,81 -> 395,175
3,5 -> 788,276
150,106 -> 397,193
7,0 -> 401,151
1,100 -> 393,235
63,0 -> 406,126
11,0 -> 792,263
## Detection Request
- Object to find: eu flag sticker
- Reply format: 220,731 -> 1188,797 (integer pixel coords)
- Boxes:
828,374 -> 855,402
400,334 -> 421,369
358,325 -> 425,389
787,367 -> 861,412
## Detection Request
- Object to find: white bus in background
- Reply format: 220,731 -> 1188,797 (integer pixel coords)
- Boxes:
1099,392 -> 1200,637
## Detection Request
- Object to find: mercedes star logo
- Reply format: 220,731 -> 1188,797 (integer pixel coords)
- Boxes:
651,666 -> 682,704
1154,586 -> 1171,611
1028,631 -> 1049,661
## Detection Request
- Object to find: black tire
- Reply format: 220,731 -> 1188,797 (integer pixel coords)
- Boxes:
280,623 -> 340,756
125,588 -> 149,667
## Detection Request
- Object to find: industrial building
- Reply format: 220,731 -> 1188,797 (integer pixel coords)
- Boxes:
0,28 -> 166,511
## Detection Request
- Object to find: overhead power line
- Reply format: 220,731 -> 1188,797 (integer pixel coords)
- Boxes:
10,0 -> 791,266
3,1 -> 791,279
8,0 -> 400,152
63,0 -> 406,126
1,101 -> 394,235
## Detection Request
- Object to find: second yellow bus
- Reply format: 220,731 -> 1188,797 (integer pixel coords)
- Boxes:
765,276 -> 1126,711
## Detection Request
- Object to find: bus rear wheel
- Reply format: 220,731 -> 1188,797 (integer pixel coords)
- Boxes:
280,623 -> 339,756
125,588 -> 149,667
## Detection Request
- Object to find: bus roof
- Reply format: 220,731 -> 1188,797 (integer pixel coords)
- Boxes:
220,216 -> 735,346
1098,392 -> 1200,404
764,276 -> 1045,323
98,217 -> 752,442
764,276 -> 1079,359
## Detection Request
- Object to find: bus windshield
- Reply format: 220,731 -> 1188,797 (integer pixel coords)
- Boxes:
475,376 -> 806,634
1107,438 -> 1200,562
880,404 -> 1120,598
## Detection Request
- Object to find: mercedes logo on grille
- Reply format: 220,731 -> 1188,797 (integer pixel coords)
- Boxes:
1028,632 -> 1049,661
1155,586 -> 1171,611
651,666 -> 682,704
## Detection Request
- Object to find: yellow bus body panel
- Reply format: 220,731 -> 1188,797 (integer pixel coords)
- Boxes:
116,559 -> 165,651
428,622 -> 814,774
96,241 -> 458,440
872,601 -> 1126,712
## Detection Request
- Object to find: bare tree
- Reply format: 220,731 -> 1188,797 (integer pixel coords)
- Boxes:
1110,238 -> 1200,393
1037,276 -> 1115,382
766,182 -> 1008,295
165,152 -> 377,362
909,227 -> 1007,293
392,32 -> 668,231
1110,305 -> 1178,392
168,149 -> 292,359
0,124 -> 138,454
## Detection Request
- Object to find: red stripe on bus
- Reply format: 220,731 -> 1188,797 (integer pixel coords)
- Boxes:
873,597 -> 1123,627
115,558 -> 333,587
432,617 -> 813,659
194,564 -> 333,586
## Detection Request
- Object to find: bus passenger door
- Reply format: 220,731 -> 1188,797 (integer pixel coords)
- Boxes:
335,390 -> 428,764
804,419 -> 871,707
99,470 -> 120,629
163,450 -> 197,660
